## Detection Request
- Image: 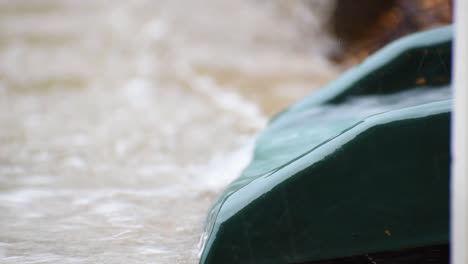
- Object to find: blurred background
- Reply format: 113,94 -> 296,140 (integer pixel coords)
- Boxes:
0,0 -> 451,263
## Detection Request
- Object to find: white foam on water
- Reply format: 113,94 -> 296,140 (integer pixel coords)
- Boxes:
0,1 -> 337,263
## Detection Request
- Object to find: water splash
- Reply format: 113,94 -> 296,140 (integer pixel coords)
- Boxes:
0,1 -> 337,263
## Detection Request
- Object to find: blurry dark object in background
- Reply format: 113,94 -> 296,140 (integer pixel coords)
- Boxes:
329,0 -> 452,65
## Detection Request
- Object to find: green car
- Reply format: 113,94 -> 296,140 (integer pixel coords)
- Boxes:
200,26 -> 452,264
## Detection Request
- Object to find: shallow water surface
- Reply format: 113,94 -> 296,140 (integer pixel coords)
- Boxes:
0,1 -> 337,263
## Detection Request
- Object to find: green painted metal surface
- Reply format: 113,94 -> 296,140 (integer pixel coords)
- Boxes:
199,26 -> 452,264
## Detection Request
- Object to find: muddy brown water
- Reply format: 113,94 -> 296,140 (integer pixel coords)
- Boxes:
0,1 -> 339,263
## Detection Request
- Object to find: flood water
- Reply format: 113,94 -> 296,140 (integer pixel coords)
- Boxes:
0,1 -> 339,263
